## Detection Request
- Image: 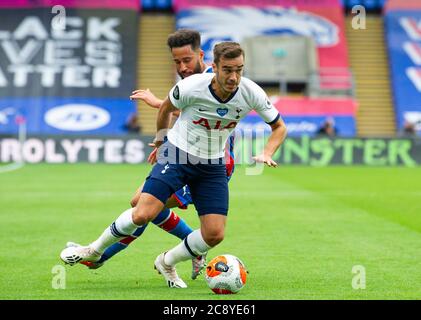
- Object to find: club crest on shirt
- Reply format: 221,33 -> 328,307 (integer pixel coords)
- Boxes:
173,85 -> 180,100
216,108 -> 228,117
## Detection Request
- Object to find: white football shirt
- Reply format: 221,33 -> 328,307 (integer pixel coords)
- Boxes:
167,72 -> 280,159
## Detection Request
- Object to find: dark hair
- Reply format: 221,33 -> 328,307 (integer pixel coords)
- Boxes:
213,41 -> 244,65
167,29 -> 201,51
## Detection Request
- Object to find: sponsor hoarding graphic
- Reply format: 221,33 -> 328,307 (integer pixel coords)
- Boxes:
238,115 -> 356,137
0,5 -> 138,136
1,135 -> 420,166
239,96 -> 357,136
385,0 -> 421,12
0,135 -> 146,164
175,1 -> 348,69
0,0 -> 139,9
386,11 -> 421,133
271,96 -> 357,116
0,98 -> 136,135
44,104 -> 111,131
0,8 -> 138,98
173,0 -> 341,11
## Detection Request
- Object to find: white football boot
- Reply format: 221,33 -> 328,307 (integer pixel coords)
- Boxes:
65,242 -> 104,269
154,252 -> 187,288
60,244 -> 101,266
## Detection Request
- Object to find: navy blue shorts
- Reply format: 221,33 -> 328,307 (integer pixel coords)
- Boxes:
142,143 -> 228,215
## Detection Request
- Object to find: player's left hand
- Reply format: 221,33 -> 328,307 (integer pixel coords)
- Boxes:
147,142 -> 158,164
252,154 -> 278,167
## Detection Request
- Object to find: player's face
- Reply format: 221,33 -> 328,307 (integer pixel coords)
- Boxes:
171,45 -> 204,79
213,55 -> 244,94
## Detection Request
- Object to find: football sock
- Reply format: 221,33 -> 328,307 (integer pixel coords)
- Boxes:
97,209 -> 192,263
152,208 -> 193,240
164,229 -> 211,266
90,208 -> 141,254
97,224 -> 148,263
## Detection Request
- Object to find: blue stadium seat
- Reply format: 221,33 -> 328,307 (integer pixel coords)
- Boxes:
364,0 -> 378,10
155,0 -> 172,9
347,0 -> 362,8
141,0 -> 155,10
344,0 -> 384,10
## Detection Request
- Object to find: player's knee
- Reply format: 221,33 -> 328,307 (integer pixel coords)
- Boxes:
131,207 -> 152,225
203,230 -> 225,247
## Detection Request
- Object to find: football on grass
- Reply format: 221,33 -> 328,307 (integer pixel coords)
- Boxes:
205,254 -> 247,294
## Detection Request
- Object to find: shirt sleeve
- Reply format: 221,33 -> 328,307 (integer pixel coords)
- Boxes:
253,85 -> 281,125
168,78 -> 193,110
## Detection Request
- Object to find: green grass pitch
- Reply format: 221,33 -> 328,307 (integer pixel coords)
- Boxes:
1,164 -> 421,300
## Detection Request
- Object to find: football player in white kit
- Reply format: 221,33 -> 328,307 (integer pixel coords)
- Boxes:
62,30 -> 215,279
61,41 -> 287,289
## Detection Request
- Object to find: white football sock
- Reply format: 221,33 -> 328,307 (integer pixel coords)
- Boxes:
90,208 -> 140,254
164,229 -> 212,266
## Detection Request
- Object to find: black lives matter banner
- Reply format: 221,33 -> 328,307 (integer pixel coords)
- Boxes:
1,135 -> 421,165
0,4 -> 139,136
0,8 -> 137,98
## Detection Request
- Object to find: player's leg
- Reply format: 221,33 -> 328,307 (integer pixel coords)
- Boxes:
75,185 -> 202,272
154,214 -> 226,288
132,183 -> 206,278
141,184 -> 194,240
154,162 -> 228,288
60,193 -> 165,265
92,187 -> 194,268
131,183 -> 178,208
60,162 -> 181,265
66,185 -> 151,269
141,163 -> 191,288
79,223 -> 149,269
160,214 -> 225,263
130,186 -> 141,208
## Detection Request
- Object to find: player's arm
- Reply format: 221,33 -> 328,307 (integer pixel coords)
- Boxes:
155,97 -> 178,148
253,117 -> 287,167
252,82 -> 288,167
130,88 -> 181,119
130,88 -> 163,109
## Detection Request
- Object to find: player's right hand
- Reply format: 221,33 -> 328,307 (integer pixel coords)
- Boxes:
252,154 -> 278,167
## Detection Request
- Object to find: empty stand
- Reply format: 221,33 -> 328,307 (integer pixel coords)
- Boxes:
137,13 -> 175,135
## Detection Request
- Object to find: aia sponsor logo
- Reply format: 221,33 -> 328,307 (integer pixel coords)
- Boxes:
193,117 -> 237,130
